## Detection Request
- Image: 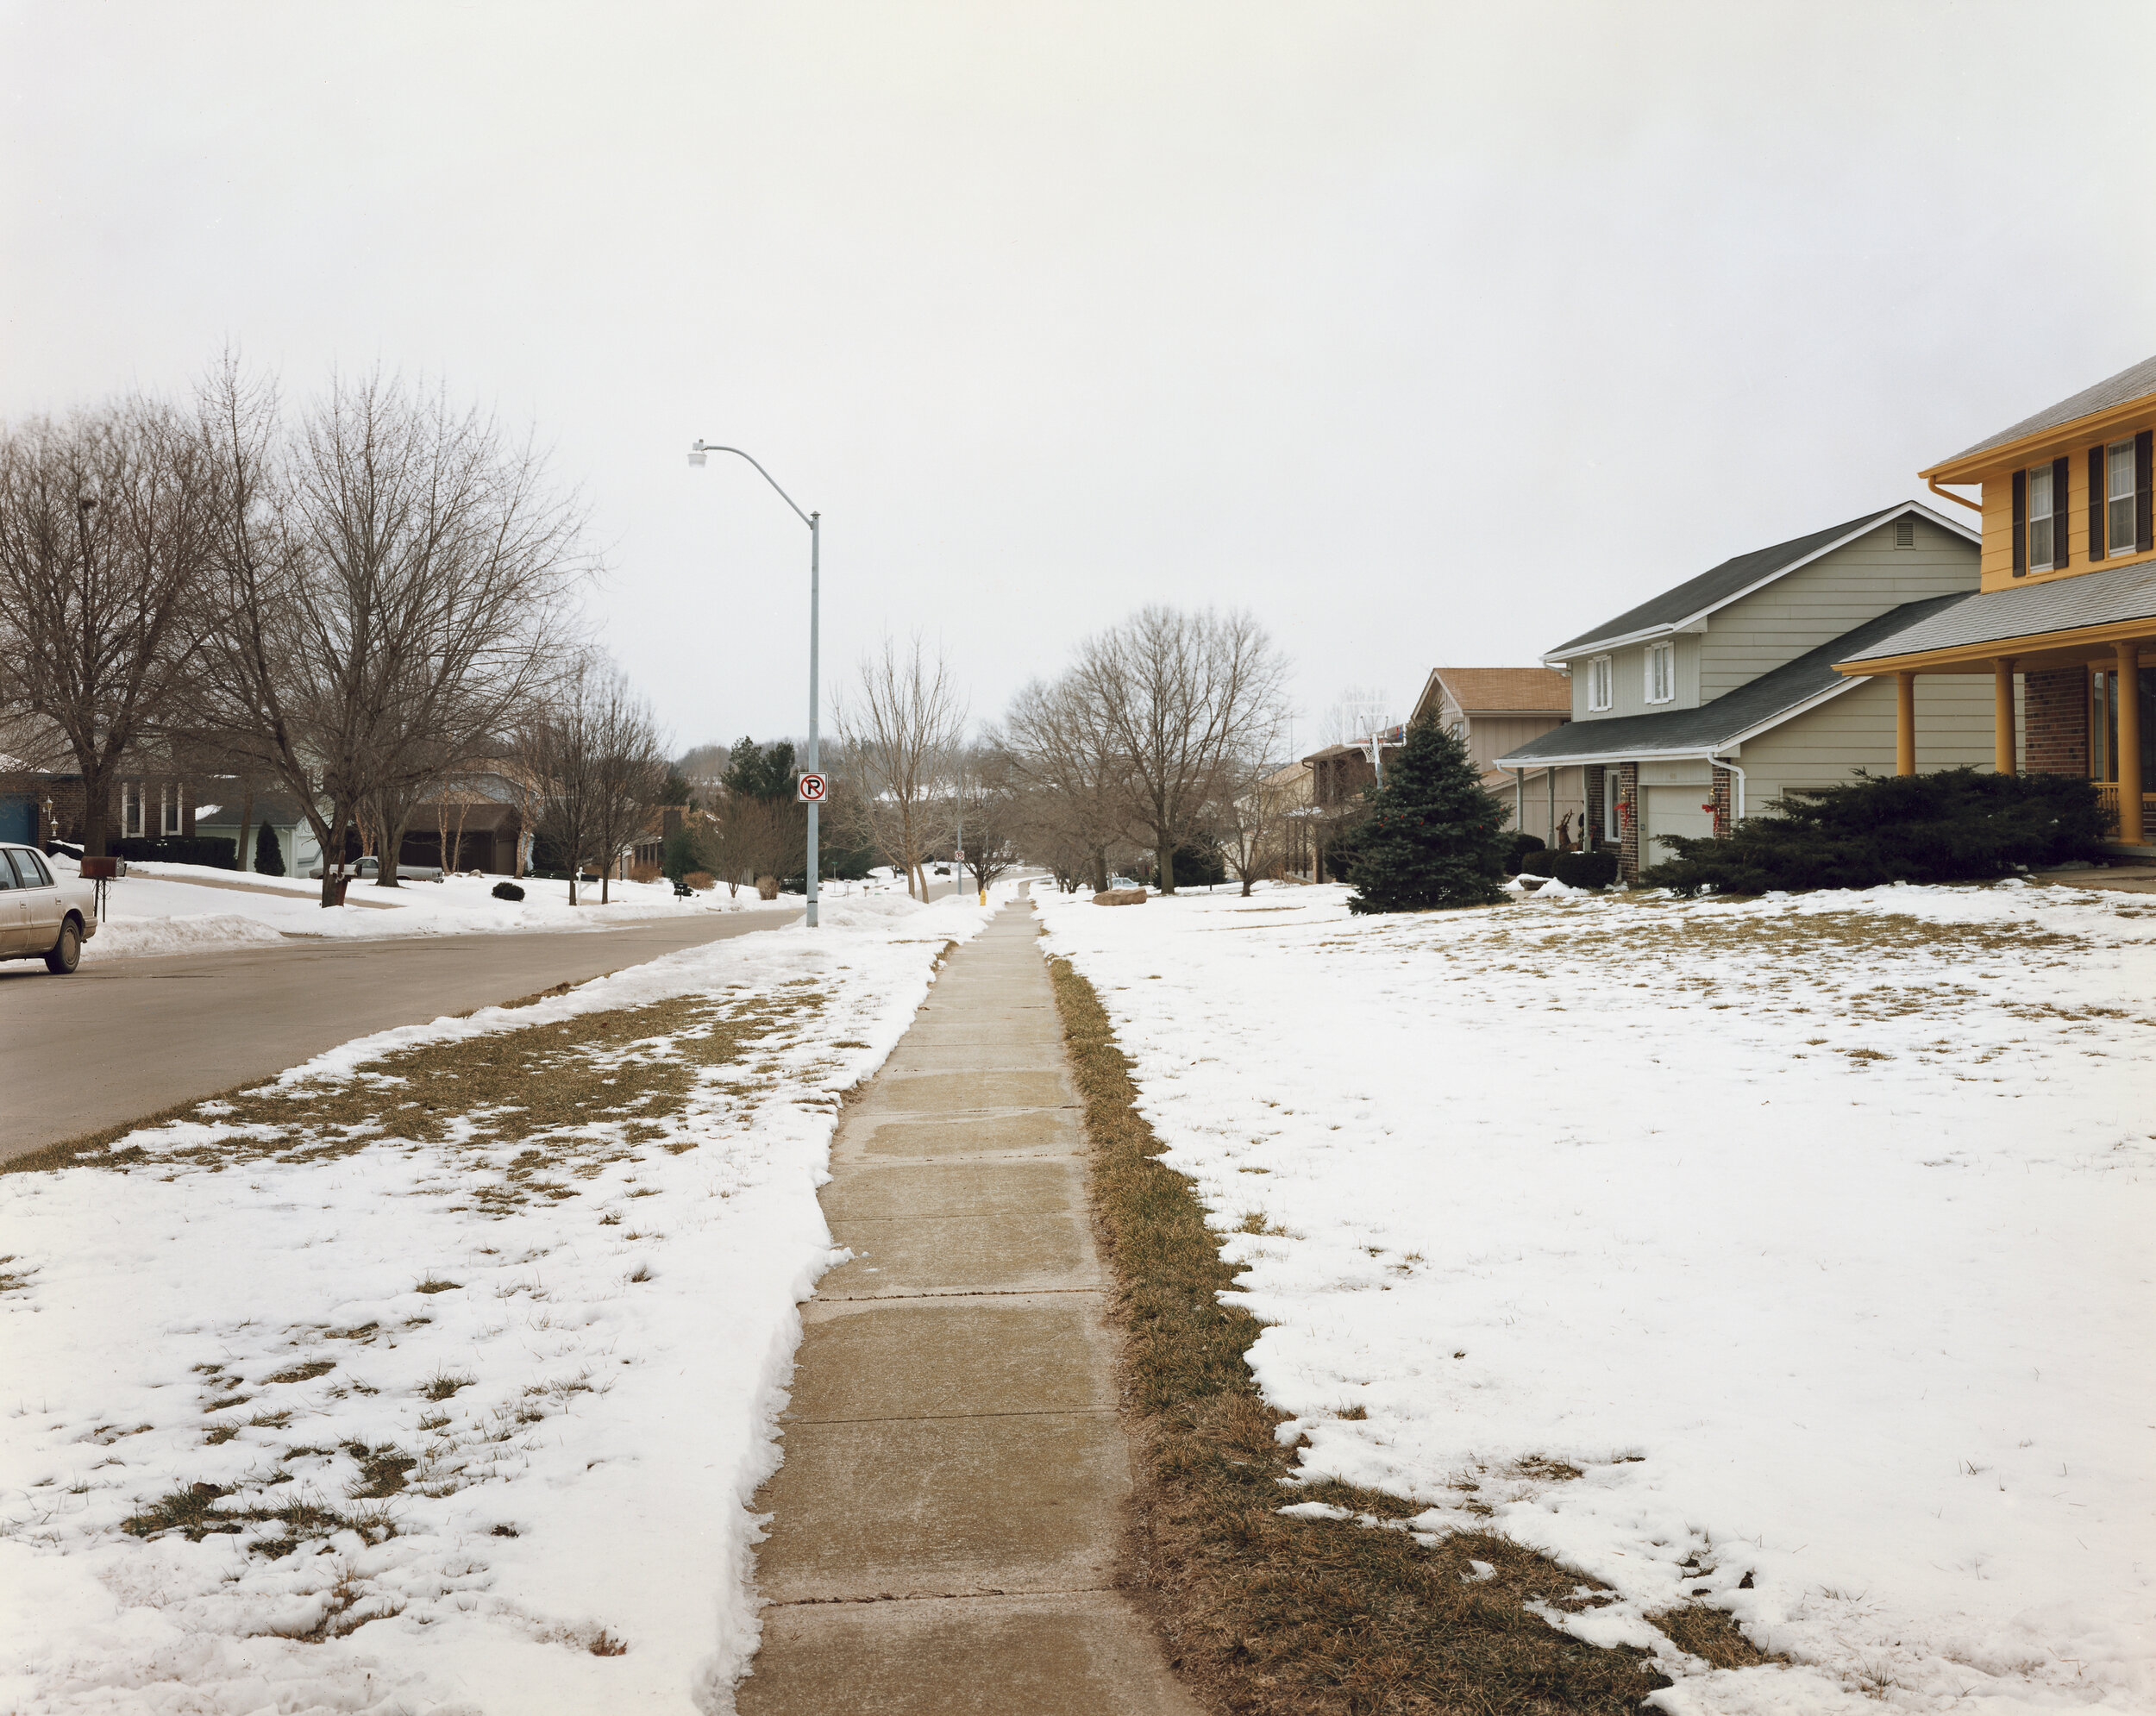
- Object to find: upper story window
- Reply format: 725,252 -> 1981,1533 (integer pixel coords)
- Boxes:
1644,642 -> 1676,705
1585,655 -> 1613,712
2107,440 -> 2138,556
2025,463 -> 2055,568
2014,456 -> 2069,576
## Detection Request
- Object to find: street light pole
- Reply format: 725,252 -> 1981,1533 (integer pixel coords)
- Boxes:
688,441 -> 822,929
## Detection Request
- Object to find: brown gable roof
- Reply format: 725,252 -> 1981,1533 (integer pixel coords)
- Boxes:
1427,667 -> 1570,715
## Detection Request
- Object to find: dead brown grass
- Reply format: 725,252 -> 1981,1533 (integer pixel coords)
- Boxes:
4,987 -> 825,1212
1050,955 -> 1675,1714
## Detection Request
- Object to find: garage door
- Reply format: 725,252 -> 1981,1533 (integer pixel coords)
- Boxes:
0,796 -> 35,846
1641,784 -> 1714,863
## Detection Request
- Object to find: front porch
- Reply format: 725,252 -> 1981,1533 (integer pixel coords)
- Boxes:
1834,565 -> 2156,854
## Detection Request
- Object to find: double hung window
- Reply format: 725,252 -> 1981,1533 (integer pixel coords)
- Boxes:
1644,642 -> 1676,705
2108,441 -> 2137,556
1585,655 -> 1613,712
2026,463 -> 2055,568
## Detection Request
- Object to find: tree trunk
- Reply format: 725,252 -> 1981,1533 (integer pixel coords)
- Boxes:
316,802 -> 348,907
236,783 -> 255,876
377,816 -> 407,886
79,762 -> 114,860
1157,838 -> 1177,894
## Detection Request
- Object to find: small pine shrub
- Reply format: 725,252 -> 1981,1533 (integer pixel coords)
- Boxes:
1645,768 -> 2107,896
253,822 -> 285,877
1518,848 -> 1559,878
492,880 -> 525,902
1345,717 -> 1511,913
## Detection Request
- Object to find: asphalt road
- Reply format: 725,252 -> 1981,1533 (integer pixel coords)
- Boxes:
0,910 -> 802,1166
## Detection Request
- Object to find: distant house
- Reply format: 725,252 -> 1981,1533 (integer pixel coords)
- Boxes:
1497,500 -> 1996,882
1408,667 -> 1576,844
195,792 -> 323,877
1833,354 -> 2156,855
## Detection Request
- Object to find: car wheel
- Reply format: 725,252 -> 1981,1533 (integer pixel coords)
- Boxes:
45,918 -> 81,975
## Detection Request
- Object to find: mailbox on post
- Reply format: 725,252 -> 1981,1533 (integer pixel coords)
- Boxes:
78,855 -> 118,923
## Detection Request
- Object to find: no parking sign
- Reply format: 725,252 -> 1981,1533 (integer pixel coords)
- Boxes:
796,772 -> 827,803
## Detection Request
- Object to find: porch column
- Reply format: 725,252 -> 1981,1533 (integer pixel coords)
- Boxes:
1895,673 -> 1917,776
2116,641 -> 2145,846
1992,658 -> 2017,775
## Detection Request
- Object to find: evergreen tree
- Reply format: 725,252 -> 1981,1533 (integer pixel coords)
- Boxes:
254,821 -> 285,876
1344,716 -> 1510,913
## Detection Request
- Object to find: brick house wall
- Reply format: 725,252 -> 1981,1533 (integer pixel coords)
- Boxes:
1583,764 -> 1605,848
1616,761 -> 1640,882
2022,667 -> 2088,777
1710,767 -> 1733,836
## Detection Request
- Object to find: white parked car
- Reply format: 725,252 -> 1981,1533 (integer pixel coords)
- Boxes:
307,855 -> 445,882
0,844 -> 97,974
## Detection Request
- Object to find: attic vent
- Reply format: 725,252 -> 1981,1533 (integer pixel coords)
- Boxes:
1893,518 -> 1915,548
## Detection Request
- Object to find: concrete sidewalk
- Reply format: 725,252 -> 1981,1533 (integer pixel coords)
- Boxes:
738,899 -> 1197,1715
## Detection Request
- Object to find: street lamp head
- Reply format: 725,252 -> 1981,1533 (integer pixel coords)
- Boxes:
686,444 -> 707,468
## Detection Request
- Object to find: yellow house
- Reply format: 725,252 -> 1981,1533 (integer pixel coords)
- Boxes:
1835,354 -> 2155,850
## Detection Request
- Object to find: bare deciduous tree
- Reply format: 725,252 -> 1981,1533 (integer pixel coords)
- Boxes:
1005,670 -> 1127,894
954,743 -> 1021,903
193,362 -> 586,903
836,634 -> 967,899
0,397 -> 220,856
1069,605 -> 1288,894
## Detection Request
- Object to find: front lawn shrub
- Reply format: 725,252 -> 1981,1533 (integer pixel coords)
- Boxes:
253,823 -> 285,876
1645,768 -> 2107,896
1518,848 -> 1558,878
1552,849 -> 1620,889
491,880 -> 525,901
1503,831 -> 1545,875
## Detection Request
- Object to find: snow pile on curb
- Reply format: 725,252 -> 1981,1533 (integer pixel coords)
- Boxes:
0,887 -> 1008,1714
1037,880 -> 2156,1713
57,857 -> 865,962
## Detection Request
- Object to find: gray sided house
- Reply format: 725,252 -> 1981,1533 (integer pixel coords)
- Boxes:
1496,501 -> 1998,880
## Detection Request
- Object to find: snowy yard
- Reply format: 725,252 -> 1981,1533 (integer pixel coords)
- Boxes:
1038,878 -> 2156,1714
53,859 -> 912,962
0,890 -> 999,1714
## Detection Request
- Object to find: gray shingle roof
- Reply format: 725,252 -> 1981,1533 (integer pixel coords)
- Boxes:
1938,354 -> 2156,468
1546,505 -> 1908,658
1836,560 -> 2156,668
1500,594 -> 1975,765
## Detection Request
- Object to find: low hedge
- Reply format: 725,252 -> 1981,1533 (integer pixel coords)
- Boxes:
110,836 -> 237,870
1519,848 -> 1618,889
1645,768 -> 2108,896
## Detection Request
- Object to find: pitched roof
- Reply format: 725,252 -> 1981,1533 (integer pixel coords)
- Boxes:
1836,558 -> 2156,669
1425,667 -> 1570,714
1543,502 -> 1970,661
1935,354 -> 2156,468
1498,594 -> 1974,765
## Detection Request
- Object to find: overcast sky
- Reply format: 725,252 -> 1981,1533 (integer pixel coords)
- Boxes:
5,2 -> 2153,754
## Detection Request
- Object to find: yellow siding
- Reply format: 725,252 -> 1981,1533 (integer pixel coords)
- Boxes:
1975,404 -> 2156,592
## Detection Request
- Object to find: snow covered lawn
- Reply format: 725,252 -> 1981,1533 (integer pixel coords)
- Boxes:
1037,879 -> 2156,1714
53,859 -> 912,962
0,890 -> 1000,1714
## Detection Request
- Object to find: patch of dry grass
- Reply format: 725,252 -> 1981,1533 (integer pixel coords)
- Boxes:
4,988 -> 824,1213
1050,954 -> 1677,1715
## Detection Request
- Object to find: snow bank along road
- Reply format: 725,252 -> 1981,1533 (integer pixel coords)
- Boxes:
1039,879 -> 2155,1716
0,888 -> 1004,1713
